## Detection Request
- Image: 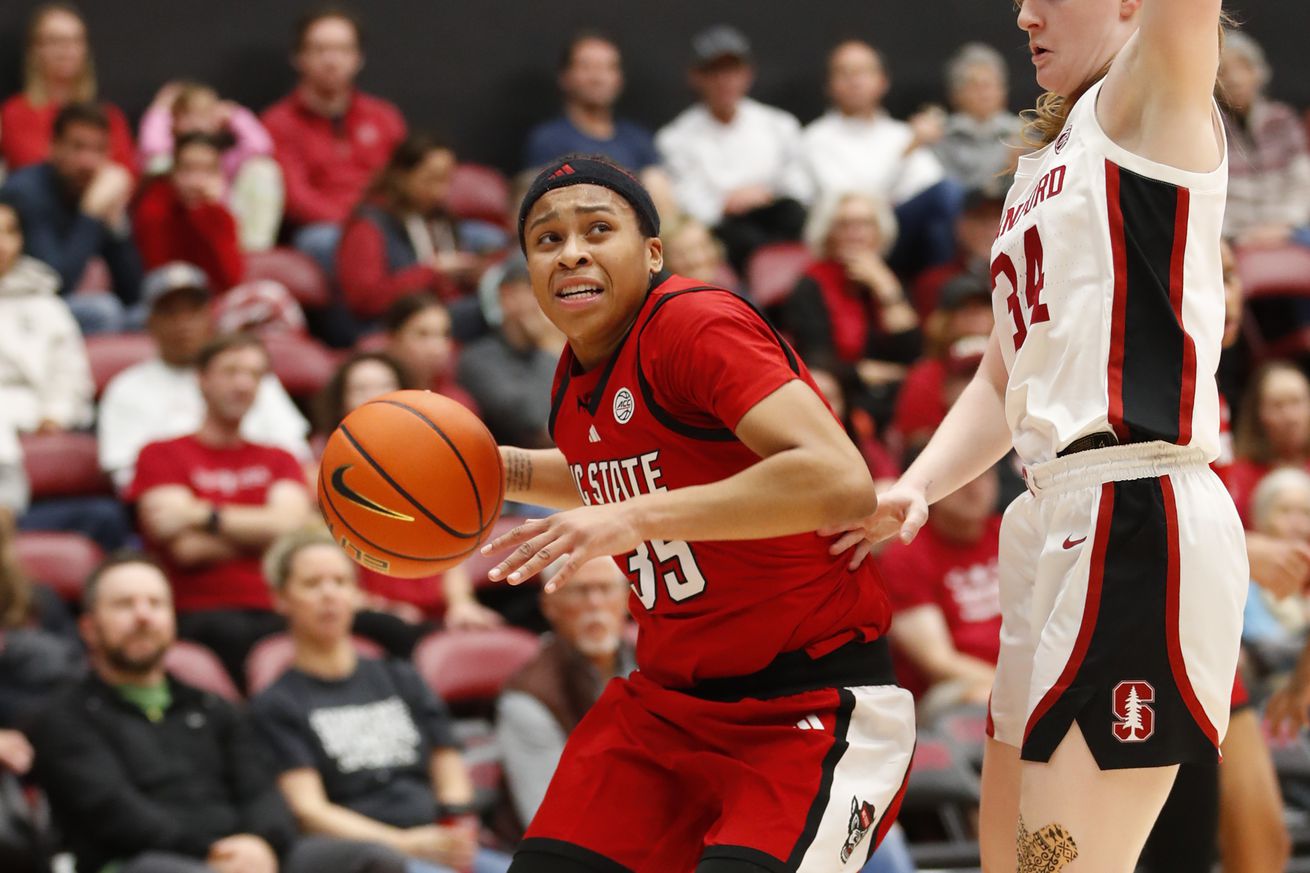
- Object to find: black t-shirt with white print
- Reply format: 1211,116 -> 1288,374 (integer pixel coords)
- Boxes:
251,656 -> 458,828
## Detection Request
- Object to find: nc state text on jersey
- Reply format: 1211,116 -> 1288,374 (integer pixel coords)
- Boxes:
570,451 -> 665,505
997,164 -> 1067,238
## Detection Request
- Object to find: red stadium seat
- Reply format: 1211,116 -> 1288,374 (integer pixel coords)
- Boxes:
461,515 -> 528,590
20,431 -> 112,499
746,242 -> 812,309
165,640 -> 242,702
244,248 -> 331,309
1235,243 -> 1310,300
264,332 -> 338,400
86,332 -> 157,397
245,633 -> 385,696
15,531 -> 104,603
449,163 -> 512,227
413,627 -> 540,708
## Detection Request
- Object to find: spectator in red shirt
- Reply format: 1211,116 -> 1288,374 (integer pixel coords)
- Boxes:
337,134 -> 483,324
261,6 -> 406,279
139,81 -> 284,252
0,3 -> 135,173
383,293 -> 479,414
891,272 -> 995,451
128,333 -> 313,685
1223,360 -> 1310,524
779,191 -> 921,424
134,133 -> 245,292
877,462 -> 1001,715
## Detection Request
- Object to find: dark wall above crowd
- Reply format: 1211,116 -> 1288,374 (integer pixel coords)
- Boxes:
0,0 -> 1305,173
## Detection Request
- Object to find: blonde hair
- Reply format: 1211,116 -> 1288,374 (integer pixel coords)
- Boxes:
171,81 -> 219,117
1251,468 -> 1310,535
23,3 -> 96,106
803,191 -> 898,259
1022,11 -> 1236,147
263,526 -> 356,593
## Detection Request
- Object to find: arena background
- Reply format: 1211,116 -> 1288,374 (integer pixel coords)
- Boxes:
0,0 -> 1305,174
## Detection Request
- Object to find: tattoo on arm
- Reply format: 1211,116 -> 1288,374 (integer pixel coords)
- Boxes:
1018,815 -> 1078,873
505,449 -> 533,494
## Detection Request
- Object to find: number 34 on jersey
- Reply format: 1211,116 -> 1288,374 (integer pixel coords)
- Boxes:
569,450 -> 709,609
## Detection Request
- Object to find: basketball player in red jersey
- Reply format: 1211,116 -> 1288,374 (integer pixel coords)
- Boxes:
828,1 -> 1241,871
482,155 -> 915,873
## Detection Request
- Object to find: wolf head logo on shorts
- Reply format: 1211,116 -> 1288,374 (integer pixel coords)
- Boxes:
1111,680 -> 1156,743
613,388 -> 635,424
840,797 -> 877,863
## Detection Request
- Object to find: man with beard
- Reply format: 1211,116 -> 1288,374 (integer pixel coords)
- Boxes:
27,553 -> 408,873
127,333 -> 313,685
495,558 -> 634,835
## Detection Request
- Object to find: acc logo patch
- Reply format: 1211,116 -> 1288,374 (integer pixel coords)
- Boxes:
613,387 -> 635,424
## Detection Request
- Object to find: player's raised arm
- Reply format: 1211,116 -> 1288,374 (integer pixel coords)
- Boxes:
499,446 -> 584,510
1098,0 -> 1225,170
1132,0 -> 1224,100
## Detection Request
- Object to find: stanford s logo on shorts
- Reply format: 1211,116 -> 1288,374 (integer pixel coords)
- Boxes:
1111,680 -> 1156,743
840,797 -> 877,863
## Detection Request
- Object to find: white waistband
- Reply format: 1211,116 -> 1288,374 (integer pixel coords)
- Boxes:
1023,441 -> 1208,495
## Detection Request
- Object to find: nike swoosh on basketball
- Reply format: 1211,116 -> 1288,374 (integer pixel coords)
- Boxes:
329,466 -> 415,521
1063,535 -> 1088,549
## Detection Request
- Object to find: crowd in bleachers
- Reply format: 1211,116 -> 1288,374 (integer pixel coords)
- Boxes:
0,2 -> 1309,871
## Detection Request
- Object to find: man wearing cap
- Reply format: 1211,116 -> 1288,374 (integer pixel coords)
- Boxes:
98,262 -> 311,492
655,25 -> 809,274
486,154 -> 914,873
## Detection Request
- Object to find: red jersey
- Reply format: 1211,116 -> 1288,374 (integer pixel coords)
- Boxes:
549,273 -> 892,688
875,517 -> 1002,698
127,435 -> 306,612
261,90 -> 406,225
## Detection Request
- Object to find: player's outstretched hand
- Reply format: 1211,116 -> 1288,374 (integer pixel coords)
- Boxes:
818,481 -> 929,570
483,506 -> 642,592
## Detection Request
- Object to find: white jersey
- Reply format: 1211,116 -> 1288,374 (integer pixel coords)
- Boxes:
992,78 -> 1228,466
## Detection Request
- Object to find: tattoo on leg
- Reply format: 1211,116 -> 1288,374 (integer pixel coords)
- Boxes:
1017,814 -> 1078,873
505,448 -> 533,494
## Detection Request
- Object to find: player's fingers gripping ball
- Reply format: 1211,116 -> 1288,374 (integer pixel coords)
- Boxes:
318,390 -> 505,577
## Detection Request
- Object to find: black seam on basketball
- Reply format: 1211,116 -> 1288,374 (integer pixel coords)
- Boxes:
320,475 -> 480,563
371,400 -> 488,533
340,421 -> 480,540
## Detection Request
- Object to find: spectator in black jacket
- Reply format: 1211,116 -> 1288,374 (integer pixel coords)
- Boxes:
0,102 -> 142,334
26,552 -> 406,873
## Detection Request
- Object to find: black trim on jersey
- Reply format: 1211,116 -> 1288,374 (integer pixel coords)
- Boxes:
547,270 -> 676,441
1115,166 -> 1186,444
1021,478 -> 1217,769
512,838 -> 635,873
698,845 -> 790,873
634,288 -> 803,442
785,688 -> 856,869
682,638 -> 895,703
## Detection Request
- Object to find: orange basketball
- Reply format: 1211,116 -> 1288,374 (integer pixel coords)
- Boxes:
317,390 -> 504,578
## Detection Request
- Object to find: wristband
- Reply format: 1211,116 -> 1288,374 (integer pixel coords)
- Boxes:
205,507 -> 222,535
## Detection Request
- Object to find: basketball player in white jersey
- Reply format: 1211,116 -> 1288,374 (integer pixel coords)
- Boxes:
828,1 -> 1241,869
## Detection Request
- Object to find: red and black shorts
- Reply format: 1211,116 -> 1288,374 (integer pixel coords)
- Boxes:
515,640 -> 916,873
